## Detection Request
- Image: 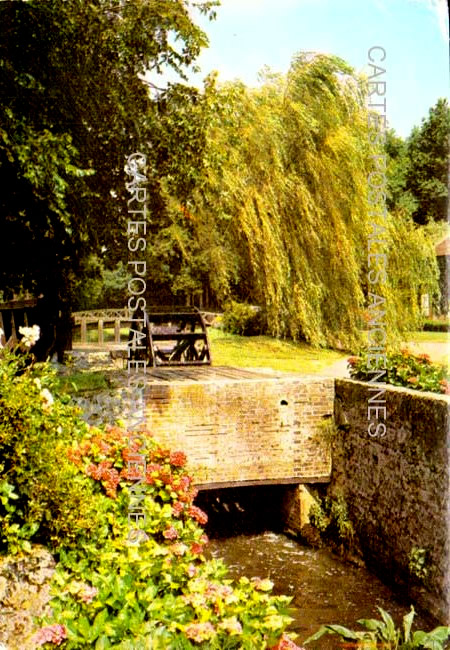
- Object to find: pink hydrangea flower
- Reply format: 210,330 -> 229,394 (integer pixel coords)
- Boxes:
170,542 -> 188,556
79,584 -> 98,603
251,576 -> 274,591
163,526 -> 178,540
172,501 -> 184,517
218,616 -> 243,635
190,542 -> 203,555
186,563 -> 197,578
270,635 -> 305,650
188,505 -> 208,525
170,451 -> 187,467
32,624 -> 67,646
185,622 -> 216,643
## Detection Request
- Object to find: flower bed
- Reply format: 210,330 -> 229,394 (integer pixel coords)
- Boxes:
0,340 -> 302,649
33,424 -> 303,648
347,349 -> 449,394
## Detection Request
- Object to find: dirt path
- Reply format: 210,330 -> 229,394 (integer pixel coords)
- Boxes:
318,341 -> 449,379
402,340 -> 449,365
317,356 -> 350,378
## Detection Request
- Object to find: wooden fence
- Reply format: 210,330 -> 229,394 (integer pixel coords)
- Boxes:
72,309 -> 131,345
72,309 -> 218,346
0,298 -> 39,347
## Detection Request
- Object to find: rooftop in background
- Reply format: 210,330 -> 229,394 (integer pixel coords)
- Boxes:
435,236 -> 450,256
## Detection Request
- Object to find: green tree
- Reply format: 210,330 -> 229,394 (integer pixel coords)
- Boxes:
405,98 -> 450,224
73,258 -> 132,311
0,0 -> 218,358
182,55 -> 370,347
177,54 -> 438,347
384,129 -> 417,215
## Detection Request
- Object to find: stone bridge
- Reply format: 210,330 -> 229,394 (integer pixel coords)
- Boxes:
143,367 -> 334,488
71,353 -> 450,624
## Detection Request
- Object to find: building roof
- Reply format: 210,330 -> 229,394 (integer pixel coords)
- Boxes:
435,236 -> 450,256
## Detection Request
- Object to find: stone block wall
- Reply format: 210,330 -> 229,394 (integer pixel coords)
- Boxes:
334,378 -> 450,623
145,376 -> 334,486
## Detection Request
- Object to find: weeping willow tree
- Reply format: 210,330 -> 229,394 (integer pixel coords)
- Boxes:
164,53 -> 439,348
373,208 -> 439,340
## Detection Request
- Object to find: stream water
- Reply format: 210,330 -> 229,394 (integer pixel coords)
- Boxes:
196,487 -> 437,648
207,532 -> 435,648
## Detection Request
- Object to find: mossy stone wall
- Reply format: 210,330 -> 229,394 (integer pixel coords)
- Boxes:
334,378 -> 450,623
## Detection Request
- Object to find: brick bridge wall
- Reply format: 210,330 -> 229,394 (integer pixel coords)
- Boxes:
144,372 -> 334,487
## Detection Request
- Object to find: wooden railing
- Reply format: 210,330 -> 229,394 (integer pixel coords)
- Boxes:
72,308 -> 219,347
72,308 -> 131,345
0,298 -> 39,346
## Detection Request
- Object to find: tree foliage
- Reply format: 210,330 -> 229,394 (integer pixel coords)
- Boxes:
385,99 -> 450,225
405,98 -> 450,224
165,54 -> 438,347
0,0 -> 218,355
0,4 -> 440,351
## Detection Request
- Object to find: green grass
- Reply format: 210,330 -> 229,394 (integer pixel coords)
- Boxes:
404,330 -> 450,343
57,371 -> 110,394
208,328 -> 348,374
208,328 -> 449,373
69,327 -> 448,375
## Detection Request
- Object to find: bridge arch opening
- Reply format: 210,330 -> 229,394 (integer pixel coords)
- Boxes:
195,484 -> 303,538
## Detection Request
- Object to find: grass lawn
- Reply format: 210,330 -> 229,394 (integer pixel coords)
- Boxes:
208,328 -> 449,373
208,328 -> 348,374
69,327 -> 448,377
57,371 -> 110,393
402,331 -> 449,365
404,330 -> 450,344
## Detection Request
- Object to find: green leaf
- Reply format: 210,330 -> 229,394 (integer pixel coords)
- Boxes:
421,626 -> 450,649
413,630 -> 428,646
403,606 -> 415,643
95,636 -> 111,650
92,609 -> 109,638
65,620 -> 85,643
428,627 -> 450,642
377,607 -> 396,641
325,625 -> 361,640
304,624 -> 359,644
77,615 -> 91,639
357,618 -> 384,632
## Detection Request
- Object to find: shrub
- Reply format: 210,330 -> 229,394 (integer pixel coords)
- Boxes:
222,301 -> 266,336
0,346 -> 107,553
33,425 -> 300,649
422,320 -> 450,332
305,606 -> 450,650
409,547 -> 428,581
0,337 -> 301,648
348,349 -> 450,394
309,492 -> 355,551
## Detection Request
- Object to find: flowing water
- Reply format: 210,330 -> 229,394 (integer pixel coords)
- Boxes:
196,487 -> 437,648
207,532 -> 435,648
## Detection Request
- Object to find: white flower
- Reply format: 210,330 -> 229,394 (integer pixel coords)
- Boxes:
33,378 -> 42,389
19,324 -> 40,348
40,388 -> 54,409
